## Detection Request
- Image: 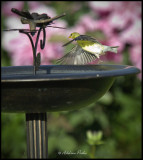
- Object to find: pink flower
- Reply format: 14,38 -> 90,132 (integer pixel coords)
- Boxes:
113,2 -> 141,19
28,1 -> 51,10
120,19 -> 141,45
2,1 -> 24,16
29,2 -> 57,17
87,1 -> 141,79
88,1 -> 114,15
78,15 -> 96,31
94,18 -> 113,37
108,12 -> 130,30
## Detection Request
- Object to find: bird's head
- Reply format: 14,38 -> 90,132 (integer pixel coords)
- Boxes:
69,32 -> 80,39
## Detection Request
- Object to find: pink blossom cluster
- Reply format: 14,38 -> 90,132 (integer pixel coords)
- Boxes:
87,1 -> 141,78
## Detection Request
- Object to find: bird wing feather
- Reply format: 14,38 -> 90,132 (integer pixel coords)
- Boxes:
56,45 -> 98,65
62,35 -> 101,47
62,39 -> 75,47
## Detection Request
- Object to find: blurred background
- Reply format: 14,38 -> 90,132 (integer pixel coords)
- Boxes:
1,1 -> 141,158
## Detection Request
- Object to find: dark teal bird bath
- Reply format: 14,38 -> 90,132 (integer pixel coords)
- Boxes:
1,64 -> 140,112
1,64 -> 140,158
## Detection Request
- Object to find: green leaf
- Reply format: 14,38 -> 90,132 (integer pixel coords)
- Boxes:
57,136 -> 78,151
48,136 -> 58,154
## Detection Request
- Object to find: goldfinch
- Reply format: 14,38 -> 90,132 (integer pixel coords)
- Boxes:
56,32 -> 119,65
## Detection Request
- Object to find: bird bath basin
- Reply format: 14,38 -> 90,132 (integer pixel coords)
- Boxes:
1,64 -> 140,112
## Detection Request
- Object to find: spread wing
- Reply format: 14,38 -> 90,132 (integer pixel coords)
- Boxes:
63,35 -> 101,47
56,45 -> 98,65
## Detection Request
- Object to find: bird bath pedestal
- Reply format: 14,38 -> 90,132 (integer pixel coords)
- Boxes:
1,64 -> 140,158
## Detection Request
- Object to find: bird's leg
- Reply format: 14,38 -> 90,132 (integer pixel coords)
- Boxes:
95,53 -> 100,58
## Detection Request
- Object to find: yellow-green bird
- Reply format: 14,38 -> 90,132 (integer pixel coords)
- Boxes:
56,32 -> 119,65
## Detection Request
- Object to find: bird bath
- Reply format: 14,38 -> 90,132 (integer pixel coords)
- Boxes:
2,8 -> 140,159
1,64 -> 140,112
1,64 -> 140,158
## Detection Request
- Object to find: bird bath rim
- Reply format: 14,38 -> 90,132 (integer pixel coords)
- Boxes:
1,64 -> 140,83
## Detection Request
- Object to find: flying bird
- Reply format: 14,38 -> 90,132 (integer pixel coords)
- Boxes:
56,32 -> 119,65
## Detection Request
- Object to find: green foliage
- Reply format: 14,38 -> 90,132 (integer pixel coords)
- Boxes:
48,1 -> 90,27
1,48 -> 11,67
1,113 -> 26,158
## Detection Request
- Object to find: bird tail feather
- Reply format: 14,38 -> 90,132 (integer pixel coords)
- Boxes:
110,46 -> 119,53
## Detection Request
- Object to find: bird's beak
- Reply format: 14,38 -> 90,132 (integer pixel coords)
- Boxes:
69,35 -> 72,38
